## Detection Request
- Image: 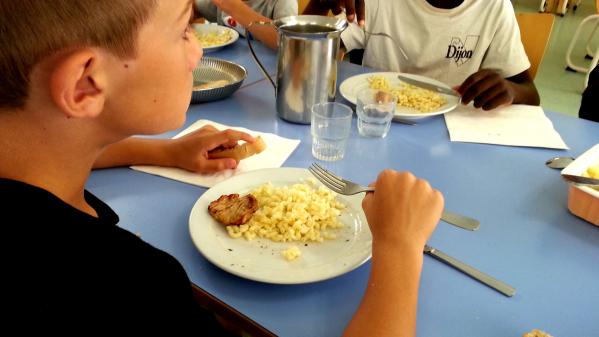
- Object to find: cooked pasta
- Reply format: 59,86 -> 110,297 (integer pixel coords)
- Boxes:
584,162 -> 599,179
194,29 -> 233,47
281,246 -> 301,261
522,329 -> 553,337
225,179 -> 345,243
583,162 -> 599,191
367,75 -> 446,112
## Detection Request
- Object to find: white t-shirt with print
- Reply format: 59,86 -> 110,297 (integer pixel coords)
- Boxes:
341,0 -> 530,87
195,0 -> 297,25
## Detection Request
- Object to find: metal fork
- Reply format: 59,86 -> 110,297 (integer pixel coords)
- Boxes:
308,163 -> 480,231
363,30 -> 409,60
340,4 -> 409,60
308,164 -> 514,296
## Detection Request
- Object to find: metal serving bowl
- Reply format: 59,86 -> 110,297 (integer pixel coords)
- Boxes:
191,58 -> 247,103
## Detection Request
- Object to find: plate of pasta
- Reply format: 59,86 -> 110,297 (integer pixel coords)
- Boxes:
189,167 -> 372,284
193,23 -> 239,52
339,72 -> 460,119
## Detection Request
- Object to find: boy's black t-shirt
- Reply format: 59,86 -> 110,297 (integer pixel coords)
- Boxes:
1,178 -> 208,329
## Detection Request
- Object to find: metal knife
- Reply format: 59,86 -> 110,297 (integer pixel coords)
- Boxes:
424,245 -> 516,297
561,173 -> 599,186
392,116 -> 417,125
441,210 -> 480,231
397,74 -> 460,97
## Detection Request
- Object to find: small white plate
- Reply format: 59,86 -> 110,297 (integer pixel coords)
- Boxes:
339,72 -> 460,119
192,23 -> 239,52
189,168 -> 372,284
562,143 -> 599,198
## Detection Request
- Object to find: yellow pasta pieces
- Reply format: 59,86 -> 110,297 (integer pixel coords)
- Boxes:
226,179 -> 345,243
586,163 -> 599,179
194,29 -> 233,47
367,75 -> 446,112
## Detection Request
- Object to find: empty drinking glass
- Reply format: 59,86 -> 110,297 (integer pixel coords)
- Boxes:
311,102 -> 353,161
356,89 -> 396,138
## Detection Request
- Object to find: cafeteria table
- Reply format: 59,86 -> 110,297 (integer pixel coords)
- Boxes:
87,38 -> 599,337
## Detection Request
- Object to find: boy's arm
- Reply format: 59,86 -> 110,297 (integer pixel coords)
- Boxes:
343,171 -> 444,337
303,0 -> 332,16
343,243 -> 423,337
303,0 -> 365,26
457,69 -> 540,111
210,0 -> 278,50
93,127 -> 255,173
94,137 -> 174,169
579,65 -> 599,122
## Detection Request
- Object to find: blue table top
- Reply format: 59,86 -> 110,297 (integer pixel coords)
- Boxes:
87,42 -> 599,337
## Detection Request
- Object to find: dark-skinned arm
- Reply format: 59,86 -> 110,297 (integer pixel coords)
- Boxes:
303,0 -> 365,26
457,69 -> 540,111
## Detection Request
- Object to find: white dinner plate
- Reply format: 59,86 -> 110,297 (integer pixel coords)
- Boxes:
339,72 -> 460,119
189,168 -> 372,284
192,23 -> 239,52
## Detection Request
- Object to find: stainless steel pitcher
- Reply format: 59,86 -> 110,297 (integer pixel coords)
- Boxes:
247,16 -> 347,124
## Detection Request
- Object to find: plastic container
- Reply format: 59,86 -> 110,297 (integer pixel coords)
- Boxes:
562,143 -> 599,226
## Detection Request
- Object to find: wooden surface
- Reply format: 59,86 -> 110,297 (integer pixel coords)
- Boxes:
516,12 -> 555,79
192,284 -> 277,337
299,0 -> 310,14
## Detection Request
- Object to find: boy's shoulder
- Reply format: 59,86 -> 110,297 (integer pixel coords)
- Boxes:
1,177 -> 193,308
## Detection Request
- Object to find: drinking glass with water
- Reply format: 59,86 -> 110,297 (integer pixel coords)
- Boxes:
356,89 -> 396,138
311,102 -> 352,161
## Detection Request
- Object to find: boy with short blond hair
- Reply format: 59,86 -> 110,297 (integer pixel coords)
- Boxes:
0,0 -> 252,329
0,0 -> 155,108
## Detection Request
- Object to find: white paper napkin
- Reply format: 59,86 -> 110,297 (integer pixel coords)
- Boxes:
444,104 -> 569,149
131,120 -> 300,187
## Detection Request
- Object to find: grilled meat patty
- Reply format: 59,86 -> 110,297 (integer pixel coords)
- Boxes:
208,194 -> 258,226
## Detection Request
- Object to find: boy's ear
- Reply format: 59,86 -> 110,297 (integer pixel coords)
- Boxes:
49,49 -> 106,119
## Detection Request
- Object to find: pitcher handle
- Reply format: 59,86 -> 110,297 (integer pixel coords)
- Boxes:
246,21 -> 276,91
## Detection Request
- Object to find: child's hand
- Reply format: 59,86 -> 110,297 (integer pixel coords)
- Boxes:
361,170 -> 444,252
167,126 -> 255,173
457,69 -> 516,110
